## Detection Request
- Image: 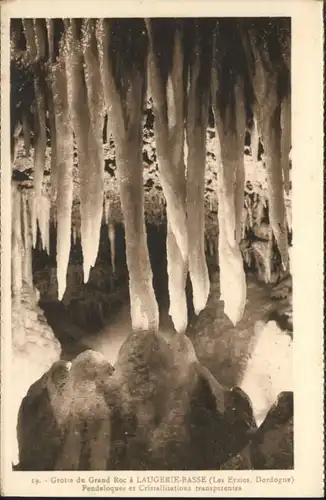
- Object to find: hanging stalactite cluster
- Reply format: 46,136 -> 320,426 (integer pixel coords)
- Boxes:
11,183 -> 50,302
10,18 -> 291,332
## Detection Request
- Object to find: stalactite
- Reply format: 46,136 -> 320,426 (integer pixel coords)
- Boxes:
27,191 -> 37,248
255,198 -> 265,228
22,19 -> 47,232
108,222 -> 116,275
147,22 -> 188,262
65,20 -> 104,284
105,113 -> 112,145
51,40 -> 74,301
20,191 -> 27,248
217,207 -> 247,324
97,19 -> 159,332
82,19 -> 105,142
72,225 -> 77,246
46,57 -> 58,200
11,122 -> 22,165
22,19 -> 37,58
115,137 -> 159,331
147,20 -> 188,332
251,116 -> 259,162
21,192 -> 33,288
11,185 -> 22,301
46,18 -> 54,62
34,19 -> 47,59
208,237 -> 214,258
235,151 -> 245,244
205,235 -> 209,256
103,197 -> 110,225
249,31 -> 289,271
185,23 -> 211,316
285,200 -> 292,233
21,111 -> 31,157
212,65 -> 247,325
241,209 -> 247,240
166,224 -> 188,333
280,93 -> 291,195
53,208 -> 57,229
259,109 -> 288,270
251,240 -> 272,284
103,197 -> 116,274
46,19 -> 58,203
38,194 -> 50,254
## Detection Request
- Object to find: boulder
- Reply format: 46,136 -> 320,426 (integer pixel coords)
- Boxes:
16,325 -> 294,471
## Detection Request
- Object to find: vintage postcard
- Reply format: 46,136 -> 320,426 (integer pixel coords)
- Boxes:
0,0 -> 324,497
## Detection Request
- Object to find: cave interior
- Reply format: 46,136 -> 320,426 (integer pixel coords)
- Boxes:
8,17 -> 293,471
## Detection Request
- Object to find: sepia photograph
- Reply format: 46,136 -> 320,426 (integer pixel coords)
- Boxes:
1,0 -> 324,497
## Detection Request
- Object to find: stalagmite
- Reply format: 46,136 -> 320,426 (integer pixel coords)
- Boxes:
97,19 -> 159,332
65,20 -> 104,283
147,20 -> 188,332
22,19 -> 47,232
51,39 -> 74,301
185,21 -> 211,315
115,135 -> 159,331
11,185 -> 22,301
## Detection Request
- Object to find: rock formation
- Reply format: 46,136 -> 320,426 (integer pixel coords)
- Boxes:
10,18 -> 292,332
9,18 -> 293,469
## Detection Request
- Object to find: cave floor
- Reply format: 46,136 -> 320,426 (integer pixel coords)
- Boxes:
14,272 -> 293,471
